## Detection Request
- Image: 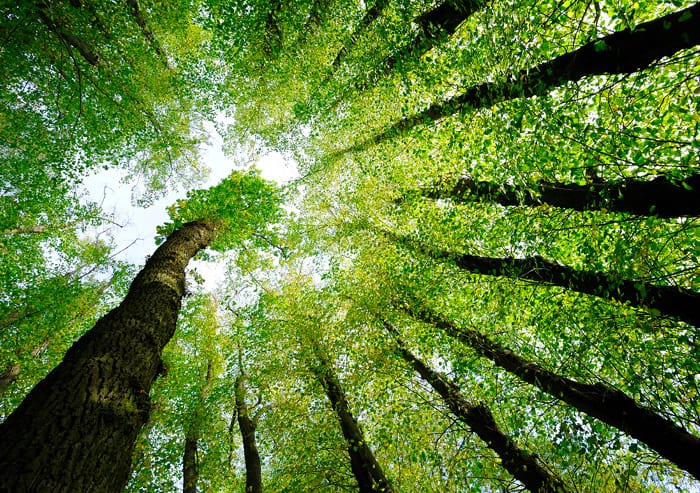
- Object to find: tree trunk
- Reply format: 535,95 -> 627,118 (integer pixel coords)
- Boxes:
36,1 -> 100,66
415,173 -> 700,218
385,321 -> 569,493
340,2 -> 700,155
401,301 -> 700,480
235,370 -> 262,493
126,0 -> 172,71
331,0 -> 391,70
389,231 -> 700,327
183,359 -> 214,493
311,351 -> 394,493
0,220 -> 215,492
357,0 -> 487,90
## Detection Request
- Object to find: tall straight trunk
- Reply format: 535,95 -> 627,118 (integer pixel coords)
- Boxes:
414,173 -> 700,218
400,301 -> 700,480
235,370 -> 262,493
384,321 -> 569,493
183,360 -> 214,493
388,231 -> 700,327
357,0 -> 488,91
338,2 -> 700,156
0,220 -> 215,492
311,352 -> 394,493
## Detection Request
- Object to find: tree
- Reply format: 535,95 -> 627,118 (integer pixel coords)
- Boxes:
0,171 -> 279,491
309,345 -> 395,493
384,320 -> 569,493
408,172 -> 700,218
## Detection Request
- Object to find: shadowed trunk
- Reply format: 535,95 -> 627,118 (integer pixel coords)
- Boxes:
384,320 -> 569,492
338,2 -> 700,156
0,220 -> 215,492
310,351 -> 394,493
413,173 -> 700,218
401,300 -> 700,480
126,0 -> 172,70
235,369 -> 262,493
388,231 -> 700,327
183,360 -> 214,493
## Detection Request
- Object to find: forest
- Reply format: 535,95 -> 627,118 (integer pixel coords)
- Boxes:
1,0 -> 699,491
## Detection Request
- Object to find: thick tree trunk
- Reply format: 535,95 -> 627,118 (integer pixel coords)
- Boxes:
401,301 -> 700,480
340,2 -> 700,155
183,360 -> 214,493
385,321 -> 569,492
416,173 -> 700,218
235,371 -> 262,493
390,232 -> 700,327
0,220 -> 215,492
311,352 -> 394,493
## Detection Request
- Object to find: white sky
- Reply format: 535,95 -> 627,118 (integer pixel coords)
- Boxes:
80,121 -> 298,289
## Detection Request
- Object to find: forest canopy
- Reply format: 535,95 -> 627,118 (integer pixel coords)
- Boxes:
1,0 -> 699,492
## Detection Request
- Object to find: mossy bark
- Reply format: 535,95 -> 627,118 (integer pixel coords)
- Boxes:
0,220 -> 215,492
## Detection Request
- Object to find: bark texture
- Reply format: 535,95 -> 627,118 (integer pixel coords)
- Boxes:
385,321 -> 569,492
340,2 -> 700,155
390,231 -> 700,327
236,370 -> 262,493
417,173 -> 700,218
0,220 -> 215,492
311,353 -> 394,493
402,301 -> 700,480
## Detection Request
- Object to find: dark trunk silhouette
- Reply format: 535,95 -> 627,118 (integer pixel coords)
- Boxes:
235,367 -> 262,493
413,173 -> 700,218
310,351 -> 394,493
0,220 -> 215,492
338,2 -> 700,156
183,360 -> 214,493
389,231 -> 700,327
400,300 -> 700,480
126,0 -> 172,70
385,320 -> 569,492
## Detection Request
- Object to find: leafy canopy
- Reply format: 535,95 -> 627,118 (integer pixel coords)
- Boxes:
156,169 -> 282,252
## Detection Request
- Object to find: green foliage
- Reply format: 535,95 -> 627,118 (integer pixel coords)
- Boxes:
156,169 -> 283,252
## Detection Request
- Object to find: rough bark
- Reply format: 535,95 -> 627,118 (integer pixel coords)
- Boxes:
183,360 -> 214,493
385,321 -> 569,492
339,2 -> 700,155
311,352 -> 394,493
0,220 -> 215,492
401,301 -> 700,480
389,231 -> 700,327
415,173 -> 700,218
235,370 -> 262,493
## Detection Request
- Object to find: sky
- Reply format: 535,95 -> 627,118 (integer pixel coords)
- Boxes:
80,121 -> 298,289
